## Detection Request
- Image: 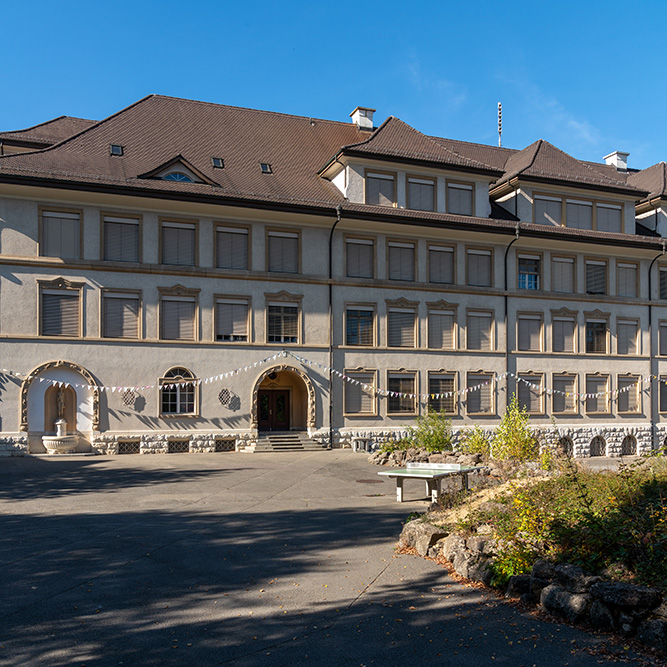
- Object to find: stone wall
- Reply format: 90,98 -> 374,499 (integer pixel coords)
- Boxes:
91,432 -> 255,455
0,435 -> 28,456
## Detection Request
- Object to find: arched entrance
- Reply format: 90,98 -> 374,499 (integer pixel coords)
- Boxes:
251,365 -> 315,431
20,360 -> 100,452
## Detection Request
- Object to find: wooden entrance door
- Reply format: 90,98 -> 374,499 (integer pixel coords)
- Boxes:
258,390 -> 290,431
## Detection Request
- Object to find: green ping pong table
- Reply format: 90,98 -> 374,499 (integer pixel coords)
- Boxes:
377,462 -> 485,502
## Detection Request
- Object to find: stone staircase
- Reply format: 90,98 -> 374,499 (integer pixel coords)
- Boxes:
255,431 -> 327,452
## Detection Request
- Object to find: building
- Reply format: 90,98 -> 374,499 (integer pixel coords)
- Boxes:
1,95 -> 667,457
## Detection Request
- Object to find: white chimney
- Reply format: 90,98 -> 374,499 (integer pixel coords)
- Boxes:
350,106 -> 375,130
603,150 -> 629,171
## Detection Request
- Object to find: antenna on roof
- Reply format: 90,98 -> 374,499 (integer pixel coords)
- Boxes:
497,102 -> 502,148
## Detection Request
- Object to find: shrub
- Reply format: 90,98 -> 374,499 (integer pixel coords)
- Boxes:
458,425 -> 490,457
406,410 -> 453,453
491,396 -> 538,461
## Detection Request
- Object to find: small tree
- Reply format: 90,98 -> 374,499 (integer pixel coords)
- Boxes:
458,425 -> 490,457
407,410 -> 453,452
491,395 -> 537,461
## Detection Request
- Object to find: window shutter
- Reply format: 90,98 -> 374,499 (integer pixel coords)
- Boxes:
216,301 -> 248,341
216,228 -> 248,270
467,313 -> 491,350
428,311 -> 454,349
518,375 -> 541,412
660,324 -> 667,355
585,376 -> 607,413
387,310 -> 415,347
660,270 -> 667,299
618,377 -> 638,412
428,375 -> 455,413
518,317 -> 540,351
103,294 -> 139,338
42,292 -> 79,336
346,240 -> 373,278
161,299 -> 195,340
553,319 -> 575,353
162,223 -> 195,266
566,201 -> 592,229
345,373 -> 374,413
661,380 -> 667,413
429,247 -> 454,283
597,204 -> 622,233
534,197 -> 562,225
408,179 -> 434,211
366,174 -> 394,206
42,211 -> 80,258
617,321 -> 637,355
553,376 -> 575,413
617,264 -> 637,298
552,257 -> 574,293
586,262 -> 606,295
104,217 -> 139,262
268,233 -> 298,273
467,374 -> 492,413
447,183 -> 473,215
467,250 -> 491,287
388,244 -> 414,281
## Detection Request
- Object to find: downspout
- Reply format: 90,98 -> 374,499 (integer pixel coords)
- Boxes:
504,223 -> 521,406
328,204 -> 342,449
648,239 -> 666,446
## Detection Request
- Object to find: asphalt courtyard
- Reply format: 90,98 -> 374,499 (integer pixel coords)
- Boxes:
0,451 -> 654,666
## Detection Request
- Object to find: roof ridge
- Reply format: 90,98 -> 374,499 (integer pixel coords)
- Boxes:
0,114 -> 96,136
429,134 -> 518,154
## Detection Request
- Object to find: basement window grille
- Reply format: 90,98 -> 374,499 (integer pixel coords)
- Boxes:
118,440 -> 140,455
168,439 -> 190,453
215,438 -> 235,452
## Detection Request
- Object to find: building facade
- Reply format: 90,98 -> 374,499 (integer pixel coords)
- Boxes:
1,96 -> 667,456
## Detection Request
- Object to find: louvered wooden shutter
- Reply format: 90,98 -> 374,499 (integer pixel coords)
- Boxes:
42,211 -> 80,258
566,201 -> 592,229
216,228 -> 248,270
216,301 -> 248,341
388,310 -> 415,347
447,183 -> 473,215
408,179 -> 434,211
617,321 -> 637,355
162,223 -> 195,266
428,311 -> 454,349
104,217 -> 139,262
553,376 -> 575,413
467,250 -> 491,287
42,292 -> 79,336
467,313 -> 491,350
552,319 -> 575,353
161,298 -> 195,340
552,257 -> 574,293
103,294 -> 139,338
517,317 -> 540,351
346,239 -> 373,278
388,243 -> 414,281
586,262 -> 606,295
534,197 -> 562,225
268,233 -> 298,273
429,247 -> 454,283
596,204 -> 622,233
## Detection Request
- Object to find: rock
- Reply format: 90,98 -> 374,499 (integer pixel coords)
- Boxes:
467,558 -> 494,586
530,576 -> 550,598
459,453 -> 482,466
590,582 -> 662,610
531,559 -> 556,581
590,600 -> 616,631
466,535 -> 496,556
476,524 -> 494,535
398,520 -> 447,557
555,563 -> 601,593
451,549 -> 476,577
653,602 -> 667,619
637,617 -> 667,653
441,534 -> 467,561
541,584 -> 592,623
428,454 -> 445,464
618,612 -> 636,637
505,575 -> 531,598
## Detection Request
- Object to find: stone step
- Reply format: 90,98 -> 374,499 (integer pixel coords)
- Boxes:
255,432 -> 326,452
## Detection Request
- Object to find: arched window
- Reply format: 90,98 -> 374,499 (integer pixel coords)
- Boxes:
558,436 -> 574,457
621,435 -> 637,456
163,172 -> 194,182
160,367 -> 197,416
590,436 -> 606,457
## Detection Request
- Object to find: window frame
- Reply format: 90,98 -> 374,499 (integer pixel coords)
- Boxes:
466,309 -> 494,351
658,265 -> 667,300
617,374 -> 641,414
406,174 -> 436,212
551,309 -> 578,353
516,313 -> 543,352
159,366 -> 198,418
660,376 -> 667,413
428,244 -> 456,284
214,222 -> 250,271
38,278 -> 84,338
446,179 -> 474,216
466,372 -> 495,415
517,253 -> 542,290
343,369 -> 377,416
585,373 -> 610,414
616,261 -> 638,298
517,372 -> 544,415
659,321 -> 667,356
345,235 -> 375,279
100,211 -> 142,264
159,217 -> 198,267
214,295 -> 251,343
533,193 -> 563,226
345,304 -> 376,347
428,371 -> 457,415
266,228 -> 301,274
386,371 -> 418,416
365,169 -> 396,207
585,257 -> 608,296
466,246 -> 493,288
551,254 -> 576,293
552,373 -> 578,415
386,301 -> 418,348
158,286 -> 200,341
616,318 -> 639,356
427,305 -> 457,350
38,206 -> 83,259
101,289 -> 142,339
265,294 -> 302,345
386,239 -> 416,282
585,314 -> 609,354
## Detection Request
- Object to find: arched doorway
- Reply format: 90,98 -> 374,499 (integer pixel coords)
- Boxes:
251,365 -> 315,431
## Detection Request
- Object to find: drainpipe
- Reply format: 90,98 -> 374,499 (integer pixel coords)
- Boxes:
328,204 -> 342,449
648,239 -> 666,446
504,223 -> 521,407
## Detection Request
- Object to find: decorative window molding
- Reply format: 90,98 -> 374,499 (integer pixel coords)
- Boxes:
159,367 -> 198,417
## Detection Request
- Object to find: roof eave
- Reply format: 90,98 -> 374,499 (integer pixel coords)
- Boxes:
491,174 -> 647,199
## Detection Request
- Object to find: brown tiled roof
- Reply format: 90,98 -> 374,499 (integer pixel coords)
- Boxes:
338,117 -> 502,175
427,136 -> 516,171
495,139 -> 645,196
627,162 -> 667,200
0,116 -> 97,146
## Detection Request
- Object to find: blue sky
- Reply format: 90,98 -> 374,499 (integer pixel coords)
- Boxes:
3,1 -> 665,169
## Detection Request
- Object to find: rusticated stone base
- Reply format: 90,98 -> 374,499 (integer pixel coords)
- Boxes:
0,435 -> 28,456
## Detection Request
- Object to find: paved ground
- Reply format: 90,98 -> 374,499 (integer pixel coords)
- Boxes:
0,451 -> 655,666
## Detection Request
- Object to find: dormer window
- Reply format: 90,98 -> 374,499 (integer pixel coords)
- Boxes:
109,144 -> 124,156
260,163 -> 273,174
365,170 -> 395,207
163,172 -> 194,182
211,157 -> 225,168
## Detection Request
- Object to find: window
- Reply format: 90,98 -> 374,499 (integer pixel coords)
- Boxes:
553,374 -> 577,414
109,144 -> 124,156
517,315 -> 542,351
585,260 -> 607,295
467,249 -> 492,287
552,317 -> 576,353
566,200 -> 592,229
103,292 -> 140,339
40,210 -> 81,259
617,320 -> 638,355
216,226 -> 249,270
346,238 -> 374,278
161,220 -> 196,266
596,203 -> 622,233
387,373 -> 416,414
585,375 -> 609,413
534,195 -> 562,225
346,308 -> 374,346
659,268 -> 667,300
103,215 -> 140,263
407,176 -> 435,211
660,377 -> 667,413
428,374 -> 456,414
429,245 -> 454,284
41,287 -> 80,337
260,163 -> 272,174
467,373 -> 494,414
618,376 -> 640,413
215,299 -> 248,342
447,182 -> 473,215
160,367 -> 196,416
387,242 -> 415,281
211,157 -> 225,168
163,172 -> 194,182
467,311 -> 492,351
428,310 -> 455,350
366,171 -> 395,206
344,371 -> 376,414
585,320 -> 607,353
617,263 -> 637,298
268,304 -> 299,343
517,373 -> 543,414
160,295 -> 196,340
387,308 -> 416,348
551,256 -> 574,293
518,255 -> 540,290
660,322 -> 667,355
267,231 -> 299,273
